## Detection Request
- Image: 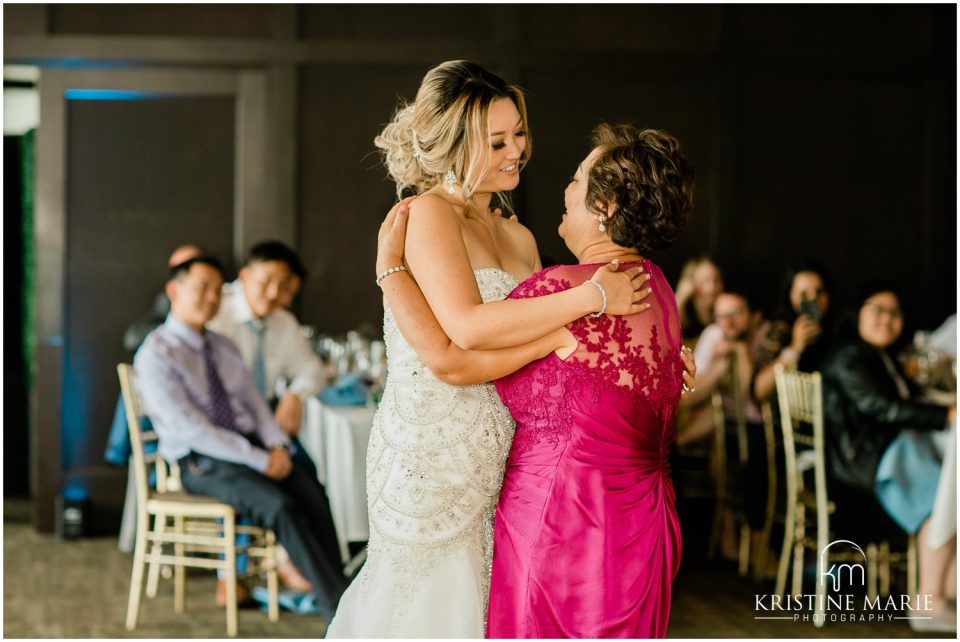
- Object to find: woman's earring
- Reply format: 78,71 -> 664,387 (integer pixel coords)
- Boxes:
597,214 -> 606,233
444,168 -> 457,195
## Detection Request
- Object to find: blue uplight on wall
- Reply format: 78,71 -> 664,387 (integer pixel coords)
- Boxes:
61,342 -> 90,470
62,485 -> 89,502
65,89 -> 162,101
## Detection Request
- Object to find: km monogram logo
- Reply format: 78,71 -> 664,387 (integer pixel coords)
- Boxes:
819,540 -> 866,592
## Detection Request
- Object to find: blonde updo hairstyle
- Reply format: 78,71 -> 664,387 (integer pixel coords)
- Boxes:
374,60 -> 531,202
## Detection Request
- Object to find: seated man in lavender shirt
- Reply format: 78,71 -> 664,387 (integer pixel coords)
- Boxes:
134,255 -> 345,619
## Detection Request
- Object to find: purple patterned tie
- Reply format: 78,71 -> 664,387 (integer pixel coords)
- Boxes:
202,336 -> 237,432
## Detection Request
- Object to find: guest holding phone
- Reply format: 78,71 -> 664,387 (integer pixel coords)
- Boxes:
753,261 -> 835,401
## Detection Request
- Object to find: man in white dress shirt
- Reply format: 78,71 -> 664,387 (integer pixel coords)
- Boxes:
208,241 -> 327,476
208,241 -> 331,592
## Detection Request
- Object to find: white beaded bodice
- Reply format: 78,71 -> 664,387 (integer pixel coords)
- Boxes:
361,268 -> 519,632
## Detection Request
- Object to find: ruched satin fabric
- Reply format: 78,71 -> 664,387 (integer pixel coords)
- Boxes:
488,261 -> 683,639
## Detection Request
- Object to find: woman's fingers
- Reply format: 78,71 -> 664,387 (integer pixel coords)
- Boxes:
384,195 -> 417,222
632,283 -> 653,302
680,345 -> 697,396
627,268 -> 651,293
592,262 -> 653,315
377,199 -> 414,270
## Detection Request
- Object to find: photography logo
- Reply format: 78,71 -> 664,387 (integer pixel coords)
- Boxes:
754,539 -> 935,624
819,539 -> 865,592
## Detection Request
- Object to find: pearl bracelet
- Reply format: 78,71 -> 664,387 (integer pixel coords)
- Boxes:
375,265 -> 407,287
583,278 -> 607,318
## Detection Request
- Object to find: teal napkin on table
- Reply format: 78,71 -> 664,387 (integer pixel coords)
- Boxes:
318,372 -> 368,406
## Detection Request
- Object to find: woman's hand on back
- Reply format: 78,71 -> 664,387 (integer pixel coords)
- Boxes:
588,260 -> 652,316
376,196 -> 417,274
679,345 -> 697,399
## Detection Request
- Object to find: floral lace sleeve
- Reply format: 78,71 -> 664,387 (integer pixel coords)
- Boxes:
495,261 -> 685,453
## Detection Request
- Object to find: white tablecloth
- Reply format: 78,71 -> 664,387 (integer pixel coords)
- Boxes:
299,398 -> 374,563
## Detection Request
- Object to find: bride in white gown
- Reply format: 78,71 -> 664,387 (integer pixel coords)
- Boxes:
330,270 -> 518,637
326,61 -> 648,638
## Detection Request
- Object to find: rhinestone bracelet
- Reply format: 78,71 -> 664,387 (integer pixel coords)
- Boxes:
584,278 -> 607,317
376,265 -> 407,287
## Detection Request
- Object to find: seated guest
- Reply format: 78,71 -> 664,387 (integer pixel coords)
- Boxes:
207,240 -> 328,592
679,288 -> 769,445
108,244 -> 206,466
822,281 -> 956,631
753,260 -> 835,402
123,244 -> 205,354
134,255 -> 346,620
207,241 -> 326,480
675,256 -> 724,346
106,243 -> 204,554
679,288 -> 770,559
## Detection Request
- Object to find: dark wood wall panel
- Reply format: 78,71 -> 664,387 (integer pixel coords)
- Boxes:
735,73 -> 941,318
297,64 -> 428,334
520,4 -> 722,52
65,97 -> 235,469
517,65 -> 720,282
730,5 -> 935,58
49,4 -> 276,38
300,5 -> 497,41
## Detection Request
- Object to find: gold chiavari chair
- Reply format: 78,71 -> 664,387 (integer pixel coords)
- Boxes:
118,363 -> 279,637
773,364 -> 916,627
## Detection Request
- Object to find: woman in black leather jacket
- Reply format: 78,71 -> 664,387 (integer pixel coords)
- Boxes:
821,281 -> 955,630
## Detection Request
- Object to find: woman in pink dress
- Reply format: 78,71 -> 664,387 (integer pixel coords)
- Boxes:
487,124 -> 691,638
377,122 -> 693,637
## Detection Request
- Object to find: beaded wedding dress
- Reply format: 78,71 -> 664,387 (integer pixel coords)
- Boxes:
326,268 -> 519,638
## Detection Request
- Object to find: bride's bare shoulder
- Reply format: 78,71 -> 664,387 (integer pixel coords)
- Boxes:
404,193 -> 463,242
408,192 -> 459,219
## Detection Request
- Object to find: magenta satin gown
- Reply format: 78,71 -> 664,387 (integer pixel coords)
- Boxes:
488,261 -> 683,639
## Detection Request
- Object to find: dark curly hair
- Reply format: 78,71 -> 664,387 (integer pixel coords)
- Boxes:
584,123 -> 694,254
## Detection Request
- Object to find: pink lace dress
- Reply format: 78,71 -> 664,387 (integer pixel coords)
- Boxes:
487,261 -> 684,639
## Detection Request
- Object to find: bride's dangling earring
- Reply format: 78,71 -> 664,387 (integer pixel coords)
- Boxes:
444,168 -> 458,195
596,214 -> 607,233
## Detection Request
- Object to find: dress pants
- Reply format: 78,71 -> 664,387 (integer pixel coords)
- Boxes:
178,452 -> 347,618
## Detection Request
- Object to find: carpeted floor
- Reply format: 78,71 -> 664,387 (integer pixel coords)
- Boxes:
3,499 -> 324,638
3,498 -> 951,638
